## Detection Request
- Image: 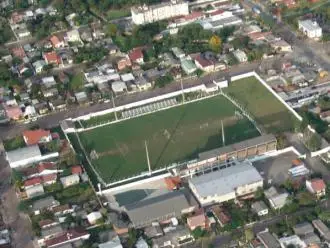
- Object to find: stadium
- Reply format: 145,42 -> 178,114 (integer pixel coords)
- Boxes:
65,73 -> 300,186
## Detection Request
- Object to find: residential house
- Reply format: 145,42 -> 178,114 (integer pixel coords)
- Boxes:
38,225 -> 64,247
181,59 -> 197,75
257,230 -> 281,248
306,179 -> 326,198
60,174 -> 80,188
43,88 -> 59,98
125,189 -> 197,228
172,47 -> 185,59
293,222 -> 315,236
98,234 -> 123,248
128,48 -> 144,64
45,229 -> 90,248
10,12 -> 24,24
33,60 -> 46,74
135,76 -> 152,91
26,184 -> 45,198
24,177 -> 42,188
65,29 -> 81,43
279,235 -> 307,248
320,110 -> 330,122
188,161 -> 263,206
194,54 -> 215,72
298,20 -> 322,39
43,52 -> 61,66
39,219 -> 59,229
210,205 -> 231,227
50,99 -> 67,111
112,81 -> 127,94
22,129 -> 52,145
271,40 -> 292,53
312,219 -> 330,242
187,212 -> 207,231
71,165 -> 83,175
41,174 -> 57,185
144,223 -> 163,239
11,46 -> 26,59
52,204 -> 74,216
264,187 -> 289,210
233,49 -> 247,63
152,226 -> 194,248
75,91 -> 89,105
87,211 -> 103,225
50,35 -> 65,49
251,201 -> 269,216
116,56 -> 132,71
5,105 -> 23,120
32,196 -> 60,215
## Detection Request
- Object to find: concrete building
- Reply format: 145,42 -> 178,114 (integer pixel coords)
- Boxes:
312,219 -> 330,242
257,230 -> 281,248
188,161 -> 263,206
125,189 -> 197,228
60,174 -> 80,188
233,49 -> 248,63
87,211 -> 103,225
6,145 -> 41,168
264,187 -> 289,210
131,0 -> 189,25
279,235 -> 307,248
298,20 -> 322,39
26,184 -> 45,199
251,201 -> 269,216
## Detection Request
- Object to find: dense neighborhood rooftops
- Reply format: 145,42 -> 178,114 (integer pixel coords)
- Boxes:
41,224 -> 63,238
45,228 -> 89,247
293,222 -> 314,236
32,196 -> 60,212
257,230 -> 281,248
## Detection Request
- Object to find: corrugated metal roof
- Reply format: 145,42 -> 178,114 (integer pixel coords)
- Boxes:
6,145 -> 41,164
189,161 -> 262,198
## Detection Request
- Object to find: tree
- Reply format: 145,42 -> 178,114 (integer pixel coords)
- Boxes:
209,35 -> 222,53
127,228 -> 138,248
305,133 -> 322,152
244,228 -> 254,242
17,201 -> 29,212
12,169 -> 23,188
297,192 -> 315,206
105,23 -> 117,37
319,210 -> 330,222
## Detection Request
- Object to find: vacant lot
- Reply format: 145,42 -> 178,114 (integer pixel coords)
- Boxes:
224,76 -> 298,133
78,95 -> 259,183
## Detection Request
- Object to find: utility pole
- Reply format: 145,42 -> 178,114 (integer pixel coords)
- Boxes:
180,78 -> 185,103
221,120 -> 225,146
111,93 -> 118,121
145,140 -> 152,176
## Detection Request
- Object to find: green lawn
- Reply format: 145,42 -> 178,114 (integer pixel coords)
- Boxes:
77,95 -> 260,183
224,76 -> 298,133
107,9 -> 130,20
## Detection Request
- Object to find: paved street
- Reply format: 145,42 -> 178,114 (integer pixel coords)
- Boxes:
0,155 -> 34,248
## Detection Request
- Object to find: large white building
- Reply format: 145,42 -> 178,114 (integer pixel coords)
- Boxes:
188,161 -> 263,206
298,20 -> 322,39
131,0 -> 189,25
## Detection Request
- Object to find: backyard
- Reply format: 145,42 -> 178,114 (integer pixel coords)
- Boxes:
224,76 -> 299,133
76,95 -> 260,183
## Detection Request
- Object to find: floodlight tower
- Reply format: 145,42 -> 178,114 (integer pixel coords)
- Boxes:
221,120 -> 225,146
145,140 -> 152,176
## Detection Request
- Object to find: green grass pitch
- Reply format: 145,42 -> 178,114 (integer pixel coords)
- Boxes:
78,95 -> 259,183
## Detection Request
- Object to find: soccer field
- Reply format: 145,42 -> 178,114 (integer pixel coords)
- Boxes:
78,95 -> 260,183
224,77 -> 298,132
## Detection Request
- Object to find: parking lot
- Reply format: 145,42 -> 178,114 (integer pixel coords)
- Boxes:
253,151 -> 299,185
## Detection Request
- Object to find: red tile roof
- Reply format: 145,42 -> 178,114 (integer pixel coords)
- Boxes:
164,176 -> 181,190
209,9 -> 225,16
128,48 -> 143,62
24,177 -> 42,187
38,162 -> 56,173
187,213 -> 206,229
41,173 -> 57,183
71,165 -> 83,175
50,35 -> 62,47
52,204 -> 70,213
11,47 -> 26,59
195,54 -> 214,68
23,129 -> 51,146
43,51 -> 61,65
39,219 -> 55,228
311,179 -> 326,192
45,229 -> 89,247
292,159 -> 303,167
